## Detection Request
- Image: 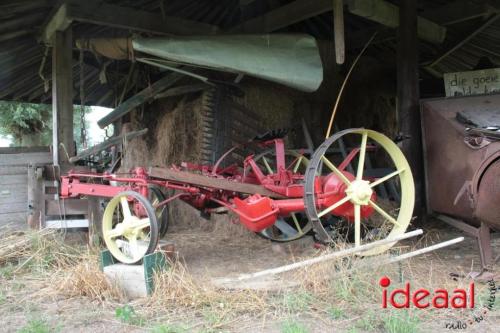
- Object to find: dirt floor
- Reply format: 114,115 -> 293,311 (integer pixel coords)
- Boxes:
0,217 -> 498,333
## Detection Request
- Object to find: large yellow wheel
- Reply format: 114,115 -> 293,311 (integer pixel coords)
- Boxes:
102,191 -> 159,264
304,129 -> 415,256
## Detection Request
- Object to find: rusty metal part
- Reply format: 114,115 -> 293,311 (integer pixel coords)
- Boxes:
148,167 -> 286,199
421,94 -> 500,227
473,152 -> 500,229
436,215 -> 494,271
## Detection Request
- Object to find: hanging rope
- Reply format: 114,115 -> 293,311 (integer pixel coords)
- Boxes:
79,49 -> 88,149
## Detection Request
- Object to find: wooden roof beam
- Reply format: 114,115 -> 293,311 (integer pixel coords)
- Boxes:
347,0 -> 446,44
231,0 -> 446,44
41,1 -> 219,44
230,0 -> 333,33
421,0 -> 500,26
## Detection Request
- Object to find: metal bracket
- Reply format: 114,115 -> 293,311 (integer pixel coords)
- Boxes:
436,214 -> 495,271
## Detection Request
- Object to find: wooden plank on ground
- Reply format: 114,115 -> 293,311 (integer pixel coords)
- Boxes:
149,167 -> 285,198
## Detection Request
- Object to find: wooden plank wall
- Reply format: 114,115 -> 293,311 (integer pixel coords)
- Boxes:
0,147 -> 51,229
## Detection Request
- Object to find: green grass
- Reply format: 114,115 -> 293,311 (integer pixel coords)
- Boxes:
0,262 -> 16,279
327,307 -> 345,320
202,307 -> 225,326
115,304 -> 145,326
381,311 -> 419,333
283,291 -> 313,312
356,310 -> 379,331
281,320 -> 309,333
17,319 -> 56,333
150,323 -> 187,333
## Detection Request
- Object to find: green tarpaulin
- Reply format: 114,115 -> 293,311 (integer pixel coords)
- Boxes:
132,34 -> 323,92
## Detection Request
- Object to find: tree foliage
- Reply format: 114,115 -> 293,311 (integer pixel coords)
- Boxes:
0,101 -> 90,147
0,101 -> 50,141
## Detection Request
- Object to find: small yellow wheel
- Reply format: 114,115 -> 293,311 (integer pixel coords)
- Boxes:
304,129 -> 415,256
102,191 -> 159,264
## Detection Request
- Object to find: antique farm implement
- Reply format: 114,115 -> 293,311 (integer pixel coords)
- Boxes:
60,129 -> 414,264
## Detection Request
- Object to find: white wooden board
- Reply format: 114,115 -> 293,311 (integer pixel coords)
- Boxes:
444,68 -> 500,97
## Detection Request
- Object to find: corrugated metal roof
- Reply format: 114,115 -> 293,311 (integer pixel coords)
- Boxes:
0,0 -> 499,107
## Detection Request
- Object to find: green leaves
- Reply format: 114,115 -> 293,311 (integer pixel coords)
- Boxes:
0,101 -> 91,147
0,101 -> 50,138
115,304 -> 145,326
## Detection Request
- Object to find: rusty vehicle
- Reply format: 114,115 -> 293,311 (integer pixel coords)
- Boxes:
61,129 -> 414,264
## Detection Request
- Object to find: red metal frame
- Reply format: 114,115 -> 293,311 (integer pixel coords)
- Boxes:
60,139 -> 375,232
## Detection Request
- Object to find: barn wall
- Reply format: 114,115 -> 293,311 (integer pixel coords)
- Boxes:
0,148 -> 52,230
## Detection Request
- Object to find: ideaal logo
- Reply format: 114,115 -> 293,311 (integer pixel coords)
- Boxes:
379,276 -> 497,329
379,276 -> 475,309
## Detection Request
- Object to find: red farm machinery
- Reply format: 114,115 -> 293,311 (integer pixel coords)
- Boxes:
61,129 -> 414,264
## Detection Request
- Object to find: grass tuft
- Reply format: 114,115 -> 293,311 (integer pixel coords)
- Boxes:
382,311 -> 420,333
281,319 -> 309,333
115,304 -> 145,326
17,318 -> 57,333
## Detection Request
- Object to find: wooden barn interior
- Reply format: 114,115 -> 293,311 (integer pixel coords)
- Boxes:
0,0 -> 499,277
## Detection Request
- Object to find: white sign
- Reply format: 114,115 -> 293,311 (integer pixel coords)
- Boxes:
444,68 -> 500,97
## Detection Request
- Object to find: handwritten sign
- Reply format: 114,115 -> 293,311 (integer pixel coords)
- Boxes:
444,68 -> 500,97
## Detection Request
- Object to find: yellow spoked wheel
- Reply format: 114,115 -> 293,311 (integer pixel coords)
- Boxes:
304,129 -> 415,256
102,191 -> 159,264
247,149 -> 312,242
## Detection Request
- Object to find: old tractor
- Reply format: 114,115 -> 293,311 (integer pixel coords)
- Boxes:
60,129 -> 414,264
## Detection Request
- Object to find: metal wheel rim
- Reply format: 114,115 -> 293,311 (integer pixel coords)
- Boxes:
149,186 -> 169,238
304,129 -> 415,256
102,191 -> 159,264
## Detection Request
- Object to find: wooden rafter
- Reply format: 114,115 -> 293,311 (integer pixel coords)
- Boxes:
422,0 -> 500,26
231,0 -> 447,45
41,1 -> 219,43
230,0 -> 332,32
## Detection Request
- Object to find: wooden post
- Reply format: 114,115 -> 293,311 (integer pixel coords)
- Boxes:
333,0 -> 345,64
52,27 -> 74,164
397,1 -> 423,214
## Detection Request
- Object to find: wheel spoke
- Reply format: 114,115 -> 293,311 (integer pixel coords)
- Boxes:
290,213 -> 303,234
128,236 -> 141,261
120,197 -> 132,219
262,156 -> 274,174
368,200 -> 401,227
370,169 -> 405,188
318,194 -> 352,217
293,156 -> 303,173
356,132 -> 368,180
354,204 -> 361,247
106,225 -> 124,238
128,218 -> 151,231
321,156 -> 351,185
274,219 -> 297,237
